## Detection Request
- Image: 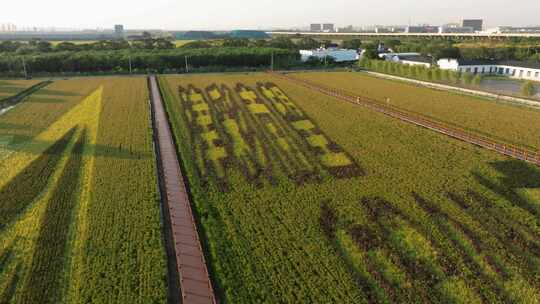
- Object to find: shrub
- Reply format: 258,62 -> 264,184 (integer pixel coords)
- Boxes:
461,72 -> 473,85
521,81 -> 537,97
472,74 -> 483,86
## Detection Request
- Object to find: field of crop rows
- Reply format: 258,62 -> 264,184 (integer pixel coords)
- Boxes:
295,71 -> 540,151
161,73 -> 540,303
0,80 -> 42,101
0,77 -> 166,303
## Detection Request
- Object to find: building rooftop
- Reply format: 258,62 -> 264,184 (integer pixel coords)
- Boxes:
498,60 -> 540,70
400,55 -> 433,64
438,58 -> 540,70
455,59 -> 498,66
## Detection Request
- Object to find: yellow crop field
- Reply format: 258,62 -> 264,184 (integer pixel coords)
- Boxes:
0,80 -> 42,100
0,77 -> 166,303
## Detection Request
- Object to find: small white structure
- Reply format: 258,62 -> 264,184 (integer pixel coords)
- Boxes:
379,52 -> 420,60
300,48 -> 359,63
380,53 -> 432,68
400,56 -> 432,68
437,58 -> 540,81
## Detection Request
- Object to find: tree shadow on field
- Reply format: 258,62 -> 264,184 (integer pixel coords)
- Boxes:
0,122 -> 29,130
0,264 -> 21,304
0,128 -> 75,231
36,89 -> 81,97
473,159 -> 540,218
0,86 -> 23,95
0,134 -> 151,160
26,96 -> 68,104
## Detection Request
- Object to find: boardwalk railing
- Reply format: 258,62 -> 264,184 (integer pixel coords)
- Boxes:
149,75 -> 217,304
268,71 -> 540,167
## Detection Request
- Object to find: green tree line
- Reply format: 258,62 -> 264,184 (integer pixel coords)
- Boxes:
359,58 -> 483,86
0,47 -> 299,76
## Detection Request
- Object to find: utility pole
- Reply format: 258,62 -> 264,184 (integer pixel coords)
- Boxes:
22,57 -> 28,79
185,56 -> 189,73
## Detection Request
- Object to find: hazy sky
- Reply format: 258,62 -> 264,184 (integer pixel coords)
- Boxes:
2,0 -> 540,30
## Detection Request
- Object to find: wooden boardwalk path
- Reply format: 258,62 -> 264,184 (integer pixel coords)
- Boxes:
149,75 -> 217,304
269,71 -> 540,167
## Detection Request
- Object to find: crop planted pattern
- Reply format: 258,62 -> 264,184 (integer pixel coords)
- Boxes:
161,73 -> 540,303
176,81 -> 361,190
0,77 -> 166,303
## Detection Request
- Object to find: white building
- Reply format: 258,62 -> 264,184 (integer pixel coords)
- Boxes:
400,56 -> 432,68
380,53 -> 432,68
379,52 -> 420,60
300,48 -> 359,63
437,59 -> 540,81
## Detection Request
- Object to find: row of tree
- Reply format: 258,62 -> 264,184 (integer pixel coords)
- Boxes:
360,58 -> 538,98
359,58 -> 483,86
0,37 -> 176,54
0,47 -> 299,76
0,36 -> 364,55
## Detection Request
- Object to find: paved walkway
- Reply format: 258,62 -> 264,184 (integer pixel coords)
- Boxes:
149,75 -> 217,304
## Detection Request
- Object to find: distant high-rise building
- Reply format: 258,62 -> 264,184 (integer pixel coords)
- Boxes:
406,25 -> 439,33
114,24 -> 125,37
0,23 -> 16,32
310,24 -> 322,32
462,19 -> 483,32
338,25 -> 354,33
322,23 -> 335,32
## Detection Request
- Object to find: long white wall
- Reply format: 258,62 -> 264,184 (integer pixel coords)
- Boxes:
437,59 -> 540,81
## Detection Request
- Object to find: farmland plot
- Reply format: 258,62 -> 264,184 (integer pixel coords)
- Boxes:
161,73 -> 540,303
295,71 -> 540,150
0,77 -> 166,304
0,80 -> 42,101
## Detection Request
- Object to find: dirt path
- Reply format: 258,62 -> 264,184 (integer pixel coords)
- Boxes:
149,75 -> 216,304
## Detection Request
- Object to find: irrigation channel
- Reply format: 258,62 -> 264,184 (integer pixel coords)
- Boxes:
269,71 -> 540,167
149,75 -> 217,304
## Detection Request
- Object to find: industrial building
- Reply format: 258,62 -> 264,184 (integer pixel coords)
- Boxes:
114,25 -> 124,38
310,24 -> 322,32
0,23 -> 17,32
405,25 -> 439,33
380,53 -> 433,67
322,24 -> 335,32
462,19 -> 483,32
487,26 -> 540,34
437,58 -> 540,81
439,25 -> 474,33
300,47 -> 359,63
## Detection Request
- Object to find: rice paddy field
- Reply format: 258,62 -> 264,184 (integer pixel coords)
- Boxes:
295,71 -> 540,150
159,72 -> 540,303
0,80 -> 42,100
0,70 -> 539,304
0,77 -> 166,303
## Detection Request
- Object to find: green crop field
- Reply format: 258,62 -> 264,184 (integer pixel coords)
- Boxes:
0,77 -> 166,303
0,70 -> 538,304
0,80 -> 43,101
160,73 -> 540,303
294,71 -> 540,150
